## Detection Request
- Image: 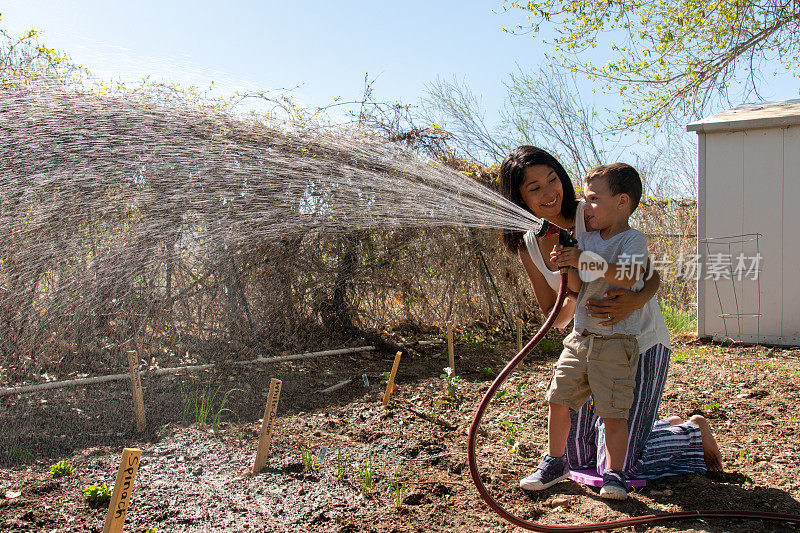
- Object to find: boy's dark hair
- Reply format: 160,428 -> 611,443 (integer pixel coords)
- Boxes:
499,146 -> 578,253
585,163 -> 642,212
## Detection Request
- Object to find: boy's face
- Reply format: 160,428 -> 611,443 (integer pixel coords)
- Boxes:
583,176 -> 628,231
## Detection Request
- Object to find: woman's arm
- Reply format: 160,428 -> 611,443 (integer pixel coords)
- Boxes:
518,248 -> 577,329
585,259 -> 661,326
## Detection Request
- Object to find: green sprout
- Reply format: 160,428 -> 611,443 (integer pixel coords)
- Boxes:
336,445 -> 349,480
181,380 -> 241,431
358,457 -> 375,495
440,367 -> 461,397
495,419 -> 521,451
385,466 -> 407,508
300,442 -> 322,472
670,350 -> 688,364
83,484 -> 112,508
49,460 -> 74,478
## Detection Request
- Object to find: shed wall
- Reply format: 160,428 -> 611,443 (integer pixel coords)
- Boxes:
699,126 -> 799,345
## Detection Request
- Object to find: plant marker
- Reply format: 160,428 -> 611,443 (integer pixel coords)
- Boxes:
517,318 -> 523,353
252,378 -> 282,473
447,323 -> 455,374
382,351 -> 402,406
102,447 -> 141,533
126,351 -> 146,433
317,446 -> 328,462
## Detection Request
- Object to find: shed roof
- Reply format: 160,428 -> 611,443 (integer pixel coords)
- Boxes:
686,99 -> 800,133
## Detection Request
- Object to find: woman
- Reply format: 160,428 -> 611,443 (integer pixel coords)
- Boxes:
499,146 -> 721,483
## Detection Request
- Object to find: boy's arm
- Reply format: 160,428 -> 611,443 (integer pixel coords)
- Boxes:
566,267 -> 583,293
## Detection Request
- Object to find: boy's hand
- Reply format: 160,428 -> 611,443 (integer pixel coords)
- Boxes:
550,244 -> 581,269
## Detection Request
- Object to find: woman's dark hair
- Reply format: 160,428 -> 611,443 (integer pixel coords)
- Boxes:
499,146 -> 578,253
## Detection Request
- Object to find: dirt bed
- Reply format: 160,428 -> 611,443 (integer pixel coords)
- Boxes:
0,334 -> 799,532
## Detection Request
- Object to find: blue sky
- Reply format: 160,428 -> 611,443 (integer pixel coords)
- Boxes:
2,1 -> 798,155
2,2 -> 538,120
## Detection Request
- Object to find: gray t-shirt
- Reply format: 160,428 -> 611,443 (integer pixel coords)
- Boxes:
575,229 -> 648,336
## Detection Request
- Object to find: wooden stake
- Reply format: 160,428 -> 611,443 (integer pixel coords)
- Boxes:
102,447 -> 141,533
517,318 -> 524,353
381,351 -> 402,406
126,351 -> 146,433
447,323 -> 455,373
252,378 -> 282,473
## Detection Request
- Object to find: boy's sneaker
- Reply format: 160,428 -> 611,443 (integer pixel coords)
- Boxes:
599,469 -> 628,500
519,454 -> 570,491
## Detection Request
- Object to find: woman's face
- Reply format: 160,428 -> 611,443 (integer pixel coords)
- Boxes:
519,165 -> 563,219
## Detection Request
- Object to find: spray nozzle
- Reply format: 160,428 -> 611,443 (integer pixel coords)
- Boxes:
534,220 -> 577,274
534,219 -> 577,248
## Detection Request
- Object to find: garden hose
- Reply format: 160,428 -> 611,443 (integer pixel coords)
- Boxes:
467,268 -> 800,531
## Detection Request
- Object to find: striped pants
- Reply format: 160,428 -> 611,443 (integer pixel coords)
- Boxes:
565,343 -> 707,479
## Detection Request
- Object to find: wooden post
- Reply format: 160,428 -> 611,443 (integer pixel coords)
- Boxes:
517,318 -> 524,353
126,351 -> 146,433
381,351 -> 402,406
447,323 -> 455,373
252,378 -> 282,473
102,447 -> 141,533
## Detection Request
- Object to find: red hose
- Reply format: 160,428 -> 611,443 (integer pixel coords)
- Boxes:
467,272 -> 800,531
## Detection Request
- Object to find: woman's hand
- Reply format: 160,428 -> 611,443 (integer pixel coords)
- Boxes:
585,288 -> 647,326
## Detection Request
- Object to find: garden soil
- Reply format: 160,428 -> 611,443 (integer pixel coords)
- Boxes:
1,333 -> 799,532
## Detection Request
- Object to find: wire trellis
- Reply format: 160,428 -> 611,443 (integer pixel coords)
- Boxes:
700,233 -> 762,347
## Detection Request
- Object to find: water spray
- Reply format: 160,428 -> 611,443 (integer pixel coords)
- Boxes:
465,227 -> 800,531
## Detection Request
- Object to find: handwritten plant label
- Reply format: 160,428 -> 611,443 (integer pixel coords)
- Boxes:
252,378 -> 282,473
362,373 -> 370,387
126,351 -> 146,432
317,446 -> 328,462
102,447 -> 141,533
381,351 -> 402,406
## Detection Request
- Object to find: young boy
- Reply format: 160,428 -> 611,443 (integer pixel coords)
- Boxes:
522,163 -> 654,500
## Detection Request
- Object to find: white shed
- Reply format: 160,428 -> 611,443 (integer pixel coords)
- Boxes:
687,100 -> 800,346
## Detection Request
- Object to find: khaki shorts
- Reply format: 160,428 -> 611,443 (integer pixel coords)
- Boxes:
545,330 -> 640,419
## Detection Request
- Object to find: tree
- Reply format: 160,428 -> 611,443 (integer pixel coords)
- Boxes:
502,0 -> 800,127
503,65 -> 611,177
0,18 -> 84,83
422,75 -> 508,164
422,68 -> 615,175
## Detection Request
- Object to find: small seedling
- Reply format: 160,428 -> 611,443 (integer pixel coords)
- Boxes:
479,367 -> 495,379
385,466 -> 407,508
495,390 -> 509,400
703,402 -> 722,413
538,339 -> 557,353
7,446 -> 33,463
143,528 -> 158,533
300,442 -> 321,472
181,380 -> 241,430
49,460 -> 74,478
670,350 -> 688,364
440,367 -> 461,397
83,484 -> 112,508
336,445 -> 349,480
512,382 -> 525,400
495,419 -> 521,450
358,457 -> 375,495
